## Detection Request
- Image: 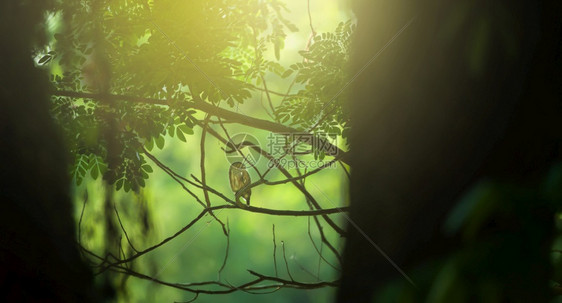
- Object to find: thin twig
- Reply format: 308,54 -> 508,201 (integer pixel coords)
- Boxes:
216,117 -> 262,178
199,115 -> 228,236
249,84 -> 294,97
113,202 -> 139,253
143,148 -> 206,208
97,207 -> 216,272
193,119 -> 347,237
294,258 -> 320,281
260,75 -> 276,119
272,224 -> 278,277
88,242 -> 338,294
339,160 -> 351,180
104,260 -> 338,294
311,211 -> 343,266
78,189 -> 88,244
95,203 -> 347,273
176,293 -> 198,303
315,218 -> 323,279
307,0 -> 316,37
260,91 -> 275,120
218,219 -> 230,280
200,114 -> 212,208
281,241 -> 294,281
307,215 -> 339,271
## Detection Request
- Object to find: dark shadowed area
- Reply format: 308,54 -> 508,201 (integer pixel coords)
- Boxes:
0,1 -> 101,301
339,0 -> 561,302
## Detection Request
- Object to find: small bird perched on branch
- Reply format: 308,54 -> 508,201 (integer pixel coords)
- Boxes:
229,162 -> 251,206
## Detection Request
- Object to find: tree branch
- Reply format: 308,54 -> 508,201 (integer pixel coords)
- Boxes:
194,120 -> 347,237
96,204 -> 347,272
52,90 -> 349,165
249,84 -> 295,97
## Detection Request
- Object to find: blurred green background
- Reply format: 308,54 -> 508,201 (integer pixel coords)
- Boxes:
72,1 -> 354,302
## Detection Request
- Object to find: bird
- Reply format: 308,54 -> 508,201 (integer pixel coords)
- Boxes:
229,162 -> 251,206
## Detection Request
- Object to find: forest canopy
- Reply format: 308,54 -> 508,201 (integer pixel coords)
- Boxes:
37,0 -> 354,302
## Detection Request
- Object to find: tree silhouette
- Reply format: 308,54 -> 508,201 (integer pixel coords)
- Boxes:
339,0 -> 562,302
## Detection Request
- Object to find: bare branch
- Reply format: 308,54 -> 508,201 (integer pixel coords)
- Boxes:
113,202 -> 139,253
216,118 -> 263,178
307,215 -> 339,271
106,259 -> 337,294
193,119 -> 347,237
77,190 -> 88,244
199,115 -> 228,235
272,224 -> 278,277
247,270 -> 338,288
143,148 -> 207,208
281,241 -> 294,281
339,160 -> 351,180
95,203 -> 346,273
176,293 -> 198,303
248,84 -> 295,97
200,115 -> 212,208
260,75 -> 276,118
218,219 -> 230,280
98,206 -> 216,271
264,157 -> 340,186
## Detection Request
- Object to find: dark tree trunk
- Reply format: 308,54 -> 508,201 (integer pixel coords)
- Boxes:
338,0 -> 561,301
0,1 -> 99,301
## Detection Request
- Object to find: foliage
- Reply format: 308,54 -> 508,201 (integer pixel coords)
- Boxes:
277,20 -> 354,140
38,0 -> 352,193
36,0 -> 353,301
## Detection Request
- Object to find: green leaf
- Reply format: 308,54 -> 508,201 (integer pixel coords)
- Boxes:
155,135 -> 165,149
185,117 -> 195,128
38,55 -> 52,65
116,179 -> 124,191
145,137 -> 154,151
274,43 -> 281,61
281,69 -> 293,78
168,125 -> 175,137
142,164 -> 153,173
90,166 -> 99,179
99,162 -> 108,174
176,128 -> 186,142
178,124 -> 193,135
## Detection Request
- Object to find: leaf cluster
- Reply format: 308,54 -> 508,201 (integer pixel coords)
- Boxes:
276,21 -> 354,144
42,0 -> 353,192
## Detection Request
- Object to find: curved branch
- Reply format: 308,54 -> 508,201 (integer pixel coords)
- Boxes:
52,90 -> 349,165
194,120 -> 347,237
249,84 -> 295,97
264,157 -> 340,185
99,206 -> 216,270
143,149 -> 349,218
86,243 -> 338,295
97,204 -> 347,272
